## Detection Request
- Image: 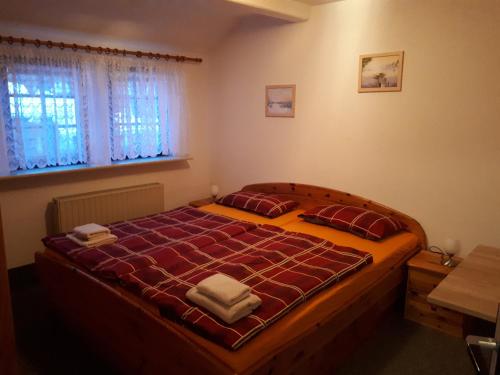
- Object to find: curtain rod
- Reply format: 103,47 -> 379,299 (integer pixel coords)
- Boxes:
0,35 -> 202,63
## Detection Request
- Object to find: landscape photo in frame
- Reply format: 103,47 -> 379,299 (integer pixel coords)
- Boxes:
358,51 -> 404,93
265,85 -> 296,117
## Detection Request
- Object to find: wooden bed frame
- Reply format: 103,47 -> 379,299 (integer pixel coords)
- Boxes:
35,183 -> 426,374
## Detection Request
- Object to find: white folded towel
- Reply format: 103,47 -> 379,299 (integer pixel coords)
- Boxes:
66,233 -> 117,247
196,273 -> 251,306
73,223 -> 110,241
186,287 -> 261,324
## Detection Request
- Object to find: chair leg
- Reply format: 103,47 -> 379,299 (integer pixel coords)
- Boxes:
464,302 -> 500,374
467,343 -> 481,374
466,335 -> 499,374
489,350 -> 497,375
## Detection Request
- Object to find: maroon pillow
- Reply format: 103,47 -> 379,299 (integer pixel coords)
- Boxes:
216,191 -> 298,218
299,204 -> 405,240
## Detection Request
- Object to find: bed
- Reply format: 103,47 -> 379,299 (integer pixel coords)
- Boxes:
35,182 -> 426,374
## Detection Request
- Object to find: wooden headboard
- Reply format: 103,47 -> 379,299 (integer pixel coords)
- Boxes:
242,182 -> 427,249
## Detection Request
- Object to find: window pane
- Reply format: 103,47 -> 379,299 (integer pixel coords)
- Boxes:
15,96 -> 43,123
110,69 -> 164,160
45,98 -> 76,126
9,97 -> 16,117
4,66 -> 86,171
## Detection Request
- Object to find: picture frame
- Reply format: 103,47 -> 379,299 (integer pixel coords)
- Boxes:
265,84 -> 296,117
358,51 -> 404,93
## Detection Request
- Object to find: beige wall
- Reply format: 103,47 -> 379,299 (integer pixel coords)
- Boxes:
0,24 -> 213,268
209,0 -> 500,256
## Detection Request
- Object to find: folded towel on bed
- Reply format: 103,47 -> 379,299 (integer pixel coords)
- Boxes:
186,287 -> 261,324
196,273 -> 251,306
66,233 -> 117,247
73,223 -> 110,241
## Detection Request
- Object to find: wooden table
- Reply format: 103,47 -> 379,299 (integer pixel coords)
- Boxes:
428,245 -> 500,323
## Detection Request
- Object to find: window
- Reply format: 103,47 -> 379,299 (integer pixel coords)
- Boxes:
2,64 -> 87,170
0,45 -> 185,176
110,67 -> 165,161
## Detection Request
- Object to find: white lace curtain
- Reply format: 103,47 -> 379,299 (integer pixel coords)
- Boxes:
0,44 -> 187,175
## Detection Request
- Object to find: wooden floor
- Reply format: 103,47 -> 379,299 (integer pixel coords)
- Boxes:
10,265 -> 478,375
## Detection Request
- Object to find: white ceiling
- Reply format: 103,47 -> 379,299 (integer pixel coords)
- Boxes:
0,0 -> 250,53
0,0 -> 335,54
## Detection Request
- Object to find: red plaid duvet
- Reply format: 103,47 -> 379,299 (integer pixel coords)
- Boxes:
43,207 -> 373,350
120,224 -> 373,349
43,206 -> 257,279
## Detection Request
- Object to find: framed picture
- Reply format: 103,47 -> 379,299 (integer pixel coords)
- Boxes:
265,84 -> 296,117
358,51 -> 404,93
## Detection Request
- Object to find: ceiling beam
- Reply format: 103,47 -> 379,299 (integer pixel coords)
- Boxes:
224,0 -> 311,22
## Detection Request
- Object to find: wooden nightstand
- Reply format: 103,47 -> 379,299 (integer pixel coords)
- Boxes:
405,250 -> 464,337
189,197 -> 214,208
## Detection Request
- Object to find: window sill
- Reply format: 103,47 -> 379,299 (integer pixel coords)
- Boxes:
0,155 -> 192,182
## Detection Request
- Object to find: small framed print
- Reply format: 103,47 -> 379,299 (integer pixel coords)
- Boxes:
265,84 -> 296,117
358,51 -> 404,93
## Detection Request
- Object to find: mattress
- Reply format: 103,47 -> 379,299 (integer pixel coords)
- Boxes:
200,203 -> 417,262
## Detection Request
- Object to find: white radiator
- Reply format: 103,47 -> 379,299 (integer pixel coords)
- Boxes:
53,183 -> 164,233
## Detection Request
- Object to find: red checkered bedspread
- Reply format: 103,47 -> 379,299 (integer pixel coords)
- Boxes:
43,207 -> 373,350
120,224 -> 373,349
42,206 -> 257,279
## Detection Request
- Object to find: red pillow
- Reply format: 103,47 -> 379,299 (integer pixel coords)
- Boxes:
216,191 -> 298,218
299,204 -> 405,240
